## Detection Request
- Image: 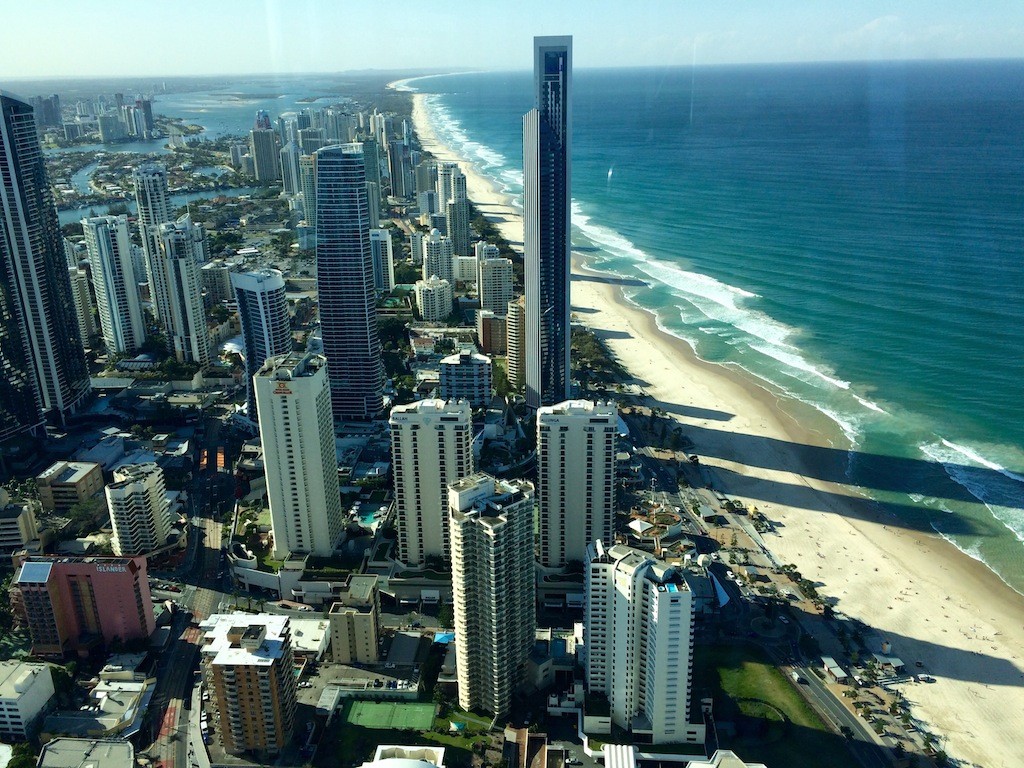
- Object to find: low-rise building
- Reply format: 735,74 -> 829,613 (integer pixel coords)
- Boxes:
36,738 -> 134,768
36,461 -> 104,514
0,660 -> 55,740
359,745 -> 445,768
439,351 -> 492,409
0,491 -> 39,554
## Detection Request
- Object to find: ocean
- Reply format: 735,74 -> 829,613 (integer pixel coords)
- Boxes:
395,62 -> 1024,592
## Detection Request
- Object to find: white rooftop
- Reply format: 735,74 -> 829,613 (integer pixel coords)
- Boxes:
0,660 -> 51,699
200,613 -> 289,667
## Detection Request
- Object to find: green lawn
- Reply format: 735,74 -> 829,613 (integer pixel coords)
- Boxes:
692,643 -> 859,768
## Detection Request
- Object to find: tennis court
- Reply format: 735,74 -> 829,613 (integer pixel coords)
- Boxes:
342,700 -> 436,730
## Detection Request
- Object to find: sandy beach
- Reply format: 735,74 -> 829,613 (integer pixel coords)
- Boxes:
409,90 -> 1024,767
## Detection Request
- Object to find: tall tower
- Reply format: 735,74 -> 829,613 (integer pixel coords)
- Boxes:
449,474 -> 535,716
0,92 -> 90,428
536,400 -> 617,567
422,228 -> 454,284
231,269 -> 291,421
445,166 -> 471,257
82,215 -> 146,355
254,353 -> 343,558
389,399 -> 473,566
315,144 -> 383,421
105,463 -> 173,557
249,129 -> 281,183
368,229 -> 395,293
279,140 -> 301,196
585,542 -> 697,745
477,248 -> 514,315
523,36 -> 572,408
154,216 -> 210,366
132,162 -> 173,323
506,295 -> 527,392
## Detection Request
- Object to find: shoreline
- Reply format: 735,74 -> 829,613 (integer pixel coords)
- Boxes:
409,89 -> 1024,767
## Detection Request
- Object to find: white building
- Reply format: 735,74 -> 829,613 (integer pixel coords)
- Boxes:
154,215 -> 210,366
536,400 -> 617,568
450,474 -> 535,716
83,215 -> 146,355
359,745 -> 446,768
506,295 -> 526,391
105,463 -> 174,557
445,167 -> 471,257
439,352 -> 492,409
0,660 -> 55,740
390,399 -> 473,566
585,541 -> 702,745
369,228 -> 396,293
131,163 -> 173,322
421,228 -> 454,284
254,353 -> 343,558
414,276 -> 453,322
328,574 -> 381,664
688,752 -> 768,768
232,269 -> 292,420
409,230 -> 425,266
476,244 -> 513,315
0,490 -> 39,554
453,255 -> 478,283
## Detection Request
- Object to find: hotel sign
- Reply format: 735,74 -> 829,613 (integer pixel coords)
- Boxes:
274,381 -> 292,395
95,565 -> 127,574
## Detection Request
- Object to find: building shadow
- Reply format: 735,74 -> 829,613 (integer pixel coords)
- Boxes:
572,273 -> 647,287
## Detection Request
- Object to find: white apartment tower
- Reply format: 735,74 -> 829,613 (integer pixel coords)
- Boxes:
477,246 -> 514,315
536,400 -> 617,568
254,353 -> 344,558
449,474 -> 535,716
369,228 -> 395,293
506,295 -> 527,391
422,228 -> 454,284
445,167 -> 471,257
584,541 -> 701,745
154,215 -> 211,366
232,269 -> 292,421
105,463 -> 174,557
439,352 -> 492,409
414,276 -> 453,322
83,215 -> 146,355
132,163 -> 173,323
390,399 -> 473,565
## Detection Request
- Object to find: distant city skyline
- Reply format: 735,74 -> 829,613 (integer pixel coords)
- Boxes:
2,1 -> 1023,79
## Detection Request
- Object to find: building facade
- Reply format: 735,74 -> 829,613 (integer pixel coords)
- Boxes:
315,144 -> 383,420
328,575 -> 381,664
390,399 -> 473,566
369,228 -> 395,293
439,352 -> 492,409
13,556 -> 155,658
523,36 -> 572,408
154,216 -> 211,366
414,276 -> 453,322
478,254 -> 514,315
83,215 -> 146,355
449,474 -> 535,716
200,614 -> 297,757
0,661 -> 54,740
131,163 -> 173,323
249,128 -> 281,182
584,542 -> 701,745
536,400 -> 616,568
506,295 -> 527,392
1,92 -> 90,429
36,461 -> 103,514
254,353 -> 343,558
232,269 -> 292,421
421,228 -> 454,284
105,463 -> 174,557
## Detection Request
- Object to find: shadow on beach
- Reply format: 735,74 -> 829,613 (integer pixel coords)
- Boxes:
573,273 -> 648,287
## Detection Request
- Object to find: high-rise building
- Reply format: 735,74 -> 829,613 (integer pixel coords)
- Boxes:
445,167 -> 471,257
299,154 -> 316,222
12,555 -> 155,658
536,400 -> 616,568
279,140 -> 301,195
449,474 -> 535,716
249,128 -> 281,183
154,216 -> 211,366
254,353 -> 343,558
506,295 -> 527,391
387,140 -> 412,199
200,614 -> 297,757
328,575 -> 381,664
83,215 -> 146,355
408,230 -> 425,266
131,162 -> 173,321
105,463 -> 174,557
422,228 -> 454,284
414,276 -> 453,322
477,250 -> 514,315
440,352 -> 492,409
436,162 -> 457,210
390,399 -> 473,566
475,310 -> 507,355
2,93 -> 91,431
315,144 -> 383,420
368,229 -> 395,293
365,181 -> 380,228
297,127 -> 324,156
523,36 -> 572,408
361,138 -> 382,204
585,541 -> 701,745
68,267 -> 99,349
415,159 -> 437,196
232,270 -> 291,420
254,109 -> 272,131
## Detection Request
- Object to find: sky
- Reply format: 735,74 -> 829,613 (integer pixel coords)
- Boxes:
2,0 -> 1023,79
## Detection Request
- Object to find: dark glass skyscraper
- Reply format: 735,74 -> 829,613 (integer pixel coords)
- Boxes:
315,144 -> 383,420
523,36 -> 572,408
0,92 -> 90,433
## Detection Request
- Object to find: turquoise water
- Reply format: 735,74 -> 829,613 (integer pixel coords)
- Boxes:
397,63 -> 1024,593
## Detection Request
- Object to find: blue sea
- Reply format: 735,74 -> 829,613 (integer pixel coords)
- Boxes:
395,62 -> 1024,593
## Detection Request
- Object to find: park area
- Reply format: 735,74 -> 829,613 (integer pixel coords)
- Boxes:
692,643 -> 859,768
